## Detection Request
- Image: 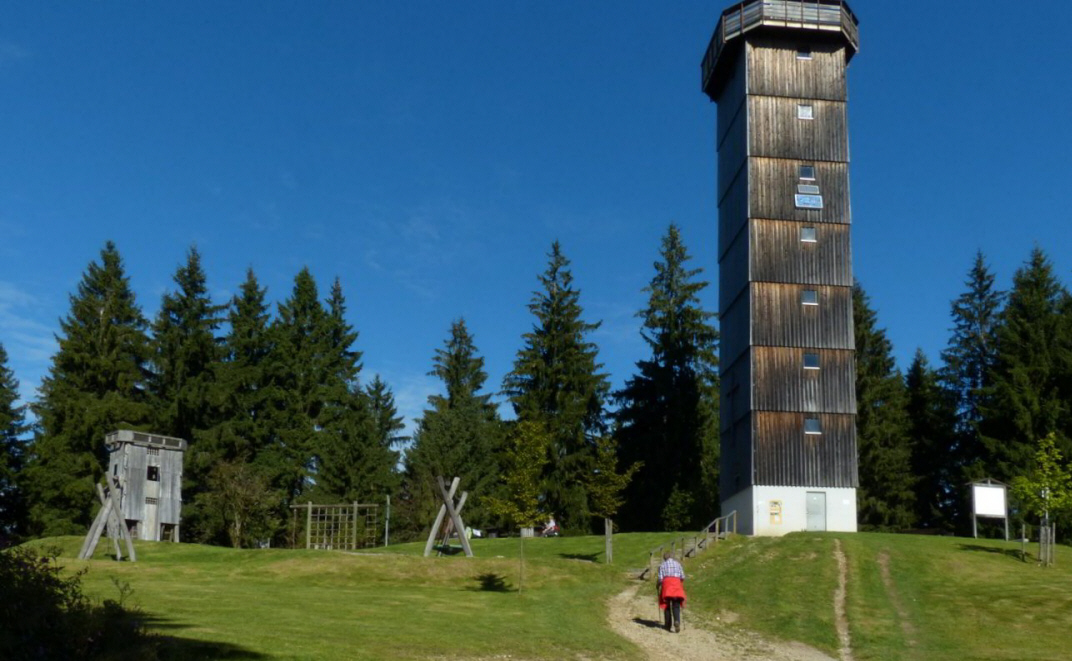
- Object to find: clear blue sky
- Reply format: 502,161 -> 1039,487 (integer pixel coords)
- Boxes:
3,2 -> 1071,436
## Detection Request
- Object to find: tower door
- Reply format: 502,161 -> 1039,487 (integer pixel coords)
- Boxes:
806,492 -> 826,531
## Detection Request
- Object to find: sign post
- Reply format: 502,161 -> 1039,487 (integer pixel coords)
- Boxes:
970,478 -> 1009,541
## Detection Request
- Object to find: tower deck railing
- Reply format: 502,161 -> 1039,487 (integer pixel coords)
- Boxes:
702,0 -> 859,96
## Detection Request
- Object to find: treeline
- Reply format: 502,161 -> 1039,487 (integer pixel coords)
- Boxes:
856,248 -> 1072,532
2,237 -> 1069,545
0,225 -> 720,545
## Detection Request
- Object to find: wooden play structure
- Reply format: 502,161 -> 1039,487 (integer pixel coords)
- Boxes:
290,501 -> 381,550
423,476 -> 473,557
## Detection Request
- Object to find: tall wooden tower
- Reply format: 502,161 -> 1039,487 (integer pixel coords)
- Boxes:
702,1 -> 860,535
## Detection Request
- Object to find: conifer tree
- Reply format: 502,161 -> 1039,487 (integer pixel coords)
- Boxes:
980,248 -> 1072,481
150,246 -> 225,442
853,283 -> 915,531
188,269 -> 276,543
940,252 -> 1003,477
406,320 -> 502,529
905,349 -> 956,530
25,242 -> 153,536
614,224 -> 719,531
503,242 -> 609,533
0,343 -> 29,540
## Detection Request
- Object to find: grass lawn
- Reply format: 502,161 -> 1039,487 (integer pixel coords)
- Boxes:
686,532 -> 1072,661
34,532 -> 680,660
29,531 -> 1072,660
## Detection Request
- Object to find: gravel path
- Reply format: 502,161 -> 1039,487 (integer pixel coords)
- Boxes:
607,582 -> 837,661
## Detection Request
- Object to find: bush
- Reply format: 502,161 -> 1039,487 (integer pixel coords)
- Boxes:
0,545 -> 150,660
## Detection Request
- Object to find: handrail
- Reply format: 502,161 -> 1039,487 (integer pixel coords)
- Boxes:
638,510 -> 738,579
701,0 -> 859,97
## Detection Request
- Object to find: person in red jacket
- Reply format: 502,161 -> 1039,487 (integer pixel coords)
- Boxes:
657,551 -> 687,633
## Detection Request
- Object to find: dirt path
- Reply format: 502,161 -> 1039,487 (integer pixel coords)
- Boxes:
832,539 -> 853,661
607,582 -> 837,661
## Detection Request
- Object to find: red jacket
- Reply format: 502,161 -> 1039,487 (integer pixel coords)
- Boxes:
659,577 -> 686,610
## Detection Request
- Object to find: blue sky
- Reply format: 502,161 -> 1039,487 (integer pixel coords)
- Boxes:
2,2 -> 1071,437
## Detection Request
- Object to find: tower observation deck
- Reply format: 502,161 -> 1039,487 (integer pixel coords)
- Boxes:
702,0 -> 860,535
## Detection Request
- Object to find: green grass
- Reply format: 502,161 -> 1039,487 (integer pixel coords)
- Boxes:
34,532 -> 682,660
31,531 -> 1072,660
686,532 -> 1072,661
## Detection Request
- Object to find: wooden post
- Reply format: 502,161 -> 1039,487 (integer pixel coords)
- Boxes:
436,476 -> 473,557
305,501 -> 312,550
424,477 -> 460,557
352,502 -> 358,550
604,517 -> 613,564
385,494 -> 390,547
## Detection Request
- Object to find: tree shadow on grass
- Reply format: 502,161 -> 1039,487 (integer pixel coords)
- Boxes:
143,615 -> 268,659
957,544 -> 1031,562
467,572 -> 514,592
558,552 -> 600,562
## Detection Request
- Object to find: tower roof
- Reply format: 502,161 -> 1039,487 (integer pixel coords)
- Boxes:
105,429 -> 188,452
702,0 -> 859,101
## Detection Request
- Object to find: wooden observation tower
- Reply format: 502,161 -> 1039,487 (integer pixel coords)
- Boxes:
702,1 -> 860,535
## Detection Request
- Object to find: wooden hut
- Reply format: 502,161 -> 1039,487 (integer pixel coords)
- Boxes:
105,430 -> 186,542
702,0 -> 860,535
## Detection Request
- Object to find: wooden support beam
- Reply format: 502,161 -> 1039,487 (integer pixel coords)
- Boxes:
436,476 -> 473,558
423,477 -> 460,557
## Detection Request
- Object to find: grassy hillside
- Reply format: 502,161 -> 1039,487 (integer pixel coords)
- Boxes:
26,532 -> 1072,660
686,532 -> 1072,661
32,533 -> 676,660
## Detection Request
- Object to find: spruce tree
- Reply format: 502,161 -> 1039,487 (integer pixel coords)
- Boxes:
939,252 -> 1003,477
150,246 -> 225,442
503,242 -> 609,533
0,343 -> 29,541
26,242 -> 153,536
614,224 -> 719,531
980,248 -> 1072,481
853,283 -> 915,531
406,320 -> 502,530
188,269 -> 277,543
905,349 -> 956,530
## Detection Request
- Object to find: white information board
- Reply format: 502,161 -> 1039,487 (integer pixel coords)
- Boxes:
973,484 -> 1006,518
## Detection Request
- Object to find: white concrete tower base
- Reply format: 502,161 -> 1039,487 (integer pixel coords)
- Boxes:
722,486 -> 858,536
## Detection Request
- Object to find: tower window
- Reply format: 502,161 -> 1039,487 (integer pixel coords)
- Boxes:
797,104 -> 814,120
147,466 -> 159,482
799,164 -> 816,180
804,352 -> 820,369
801,226 -> 817,242
804,416 -> 822,434
797,184 -> 820,195
797,46 -> 812,60
801,289 -> 818,306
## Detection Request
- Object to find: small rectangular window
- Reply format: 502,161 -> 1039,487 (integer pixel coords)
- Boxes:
801,226 -> 817,242
795,194 -> 824,209
147,466 -> 160,482
797,184 -> 820,195
145,497 -> 159,506
147,447 -> 160,457
799,164 -> 816,180
804,352 -> 821,369
797,104 -> 814,120
802,289 -> 818,306
804,416 -> 822,434
797,46 -> 812,60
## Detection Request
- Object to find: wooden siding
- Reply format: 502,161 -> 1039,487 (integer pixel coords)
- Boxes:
749,158 -> 850,224
718,110 -> 748,203
720,413 -> 754,499
719,289 -> 751,370
751,282 -> 854,349
719,222 -> 749,314
716,50 -> 748,148
159,449 -> 183,525
718,169 -> 749,260
754,411 -> 858,487
746,38 -> 847,102
747,96 -> 848,162
720,352 -> 752,431
752,347 -> 856,413
123,445 -> 147,522
750,219 -> 852,286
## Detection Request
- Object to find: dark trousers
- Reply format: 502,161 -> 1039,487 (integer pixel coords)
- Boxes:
663,598 -> 682,629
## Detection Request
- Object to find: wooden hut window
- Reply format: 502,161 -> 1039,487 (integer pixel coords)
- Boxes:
796,46 -> 812,60
147,466 -> 160,482
145,497 -> 158,505
800,227 -> 817,243
147,447 -> 160,457
797,104 -> 814,120
803,352 -> 820,370
804,416 -> 822,435
799,164 -> 816,180
801,289 -> 818,306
